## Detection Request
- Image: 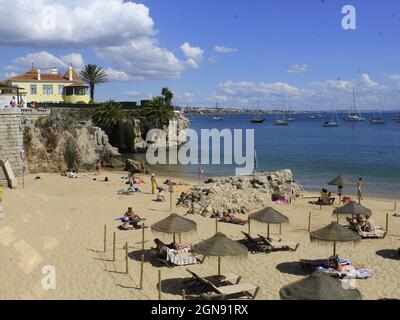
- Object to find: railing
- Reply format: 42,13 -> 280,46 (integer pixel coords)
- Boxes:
0,108 -> 50,115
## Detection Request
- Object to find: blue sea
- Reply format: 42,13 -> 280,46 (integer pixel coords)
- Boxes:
131,112 -> 400,199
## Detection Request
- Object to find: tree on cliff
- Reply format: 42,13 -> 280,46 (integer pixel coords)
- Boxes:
143,87 -> 176,128
80,64 -> 108,102
93,101 -> 127,136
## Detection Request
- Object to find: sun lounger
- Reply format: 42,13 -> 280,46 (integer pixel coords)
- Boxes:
186,269 -> 259,300
186,269 -> 241,287
239,232 -> 271,253
258,234 -> 300,252
347,220 -> 387,239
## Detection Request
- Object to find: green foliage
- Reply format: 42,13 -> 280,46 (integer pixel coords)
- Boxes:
142,87 -> 177,128
80,64 -> 109,101
92,101 -> 127,133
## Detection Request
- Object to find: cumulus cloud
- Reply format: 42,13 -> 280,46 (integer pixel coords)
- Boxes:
6,51 -> 85,74
180,42 -> 204,69
0,0 -> 204,80
0,0 -> 154,47
389,74 -> 400,81
214,46 -> 237,53
287,64 -> 309,73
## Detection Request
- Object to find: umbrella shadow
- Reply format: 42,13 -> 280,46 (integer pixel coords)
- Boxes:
158,277 -> 208,296
276,261 -> 309,276
128,249 -> 171,268
376,249 -> 400,260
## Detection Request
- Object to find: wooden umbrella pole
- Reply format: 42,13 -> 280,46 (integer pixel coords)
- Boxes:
158,270 -> 162,300
182,290 -> 186,300
333,242 -> 337,256
179,233 -> 182,244
103,225 -> 107,253
141,225 -> 145,252
386,213 -> 389,232
337,214 -> 339,224
112,232 -> 116,262
267,224 -> 270,238
140,254 -> 144,290
215,219 -> 218,233
218,257 -> 221,277
173,233 -> 176,243
394,202 -> 397,211
248,218 -> 251,236
125,242 -> 129,274
279,223 -> 282,235
308,212 -> 311,232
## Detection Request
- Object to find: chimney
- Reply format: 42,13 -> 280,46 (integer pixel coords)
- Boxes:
37,69 -> 41,81
51,67 -> 58,75
68,65 -> 73,81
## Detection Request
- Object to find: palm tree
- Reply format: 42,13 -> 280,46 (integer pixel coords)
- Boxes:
143,96 -> 176,128
80,64 -> 108,101
93,101 -> 127,135
161,87 -> 174,105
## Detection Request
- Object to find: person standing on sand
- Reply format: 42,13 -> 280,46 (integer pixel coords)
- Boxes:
151,174 -> 158,194
357,178 -> 364,204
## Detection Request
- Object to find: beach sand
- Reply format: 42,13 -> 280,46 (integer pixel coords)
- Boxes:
0,171 -> 399,300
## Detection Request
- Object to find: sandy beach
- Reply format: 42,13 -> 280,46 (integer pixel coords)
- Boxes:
1,170 -> 399,300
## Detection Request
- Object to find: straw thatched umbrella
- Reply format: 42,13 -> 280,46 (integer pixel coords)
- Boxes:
151,213 -> 197,242
248,207 -> 289,238
192,232 -> 248,276
310,222 -> 361,256
327,176 -> 353,203
279,272 -> 362,300
333,201 -> 372,222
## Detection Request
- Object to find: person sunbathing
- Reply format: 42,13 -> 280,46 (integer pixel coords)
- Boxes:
318,189 -> 335,205
219,212 -> 247,225
362,215 -> 377,232
120,207 -> 145,228
328,256 -> 354,273
155,190 -> 166,202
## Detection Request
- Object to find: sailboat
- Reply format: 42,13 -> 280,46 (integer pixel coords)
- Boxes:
250,101 -> 265,123
212,102 -> 223,120
369,100 -> 385,125
323,105 -> 339,127
274,112 -> 289,126
344,89 -> 365,122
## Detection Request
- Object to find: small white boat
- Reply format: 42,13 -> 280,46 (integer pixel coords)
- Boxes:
213,116 -> 223,121
323,121 -> 339,127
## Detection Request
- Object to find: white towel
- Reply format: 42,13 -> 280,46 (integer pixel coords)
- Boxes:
166,248 -> 197,266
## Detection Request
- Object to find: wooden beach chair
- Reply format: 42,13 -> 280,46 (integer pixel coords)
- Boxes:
239,232 -> 271,253
258,234 -> 300,252
185,269 -> 241,287
197,277 -> 260,300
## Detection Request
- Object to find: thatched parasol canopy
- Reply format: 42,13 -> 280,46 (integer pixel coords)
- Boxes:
249,207 -> 289,225
310,222 -> 361,255
280,272 -> 362,300
192,232 -> 248,276
151,213 -> 197,241
192,232 -> 248,257
310,222 -> 361,243
333,201 -> 372,217
248,207 -> 289,237
327,176 -> 353,186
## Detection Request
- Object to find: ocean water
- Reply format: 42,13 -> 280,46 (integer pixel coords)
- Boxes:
129,112 -> 400,199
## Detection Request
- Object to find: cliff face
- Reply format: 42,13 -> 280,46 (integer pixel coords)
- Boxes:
24,120 -> 120,173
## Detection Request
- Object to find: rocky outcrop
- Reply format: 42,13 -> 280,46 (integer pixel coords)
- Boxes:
24,121 -> 121,173
146,112 -> 190,150
177,170 -> 303,216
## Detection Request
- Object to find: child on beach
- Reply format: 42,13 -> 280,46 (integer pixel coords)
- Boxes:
357,178 -> 364,204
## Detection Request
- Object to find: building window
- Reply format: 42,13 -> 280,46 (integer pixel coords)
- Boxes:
65,87 -> 74,96
30,85 -> 37,95
58,85 -> 65,95
74,87 -> 86,96
43,85 -> 53,95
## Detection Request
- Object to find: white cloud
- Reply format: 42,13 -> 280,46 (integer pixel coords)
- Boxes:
9,51 -> 85,72
287,64 -> 309,73
124,90 -> 141,97
105,68 -> 134,81
214,46 -> 237,53
180,42 -> 204,69
389,73 -> 400,81
0,1 -> 203,80
0,0 -> 154,47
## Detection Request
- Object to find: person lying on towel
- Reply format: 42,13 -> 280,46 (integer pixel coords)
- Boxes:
219,211 -> 247,225
118,207 -> 146,230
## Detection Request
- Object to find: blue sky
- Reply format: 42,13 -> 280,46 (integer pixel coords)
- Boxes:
1,0 -> 400,109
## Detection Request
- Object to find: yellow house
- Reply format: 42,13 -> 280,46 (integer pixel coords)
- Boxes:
5,66 -> 90,104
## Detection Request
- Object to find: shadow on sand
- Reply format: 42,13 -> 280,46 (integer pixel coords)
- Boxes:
376,249 -> 400,260
275,261 -> 309,276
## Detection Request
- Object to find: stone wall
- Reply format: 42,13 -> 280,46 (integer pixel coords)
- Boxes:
0,110 -> 50,177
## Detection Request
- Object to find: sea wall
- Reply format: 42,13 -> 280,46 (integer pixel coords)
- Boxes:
0,110 -> 49,177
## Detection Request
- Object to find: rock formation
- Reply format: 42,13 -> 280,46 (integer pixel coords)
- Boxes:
177,170 -> 303,216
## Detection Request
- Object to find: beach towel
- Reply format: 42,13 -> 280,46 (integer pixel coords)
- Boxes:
316,266 -> 373,279
117,189 -> 135,195
166,247 -> 197,266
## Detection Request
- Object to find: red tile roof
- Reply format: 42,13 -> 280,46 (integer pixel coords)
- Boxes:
7,67 -> 86,85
